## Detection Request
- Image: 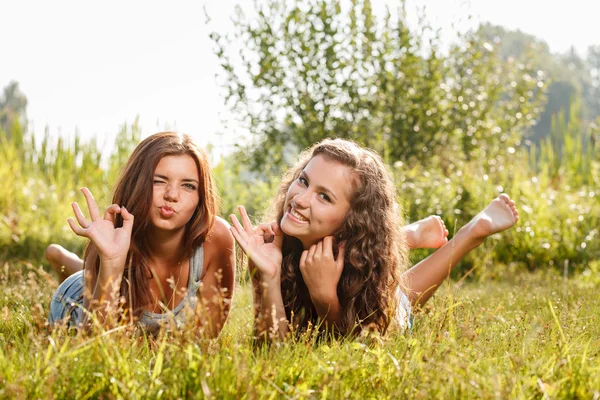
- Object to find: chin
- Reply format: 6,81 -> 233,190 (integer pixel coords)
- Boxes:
280,219 -> 295,237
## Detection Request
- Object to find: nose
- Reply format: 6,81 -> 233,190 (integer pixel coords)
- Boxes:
164,184 -> 179,202
292,188 -> 310,208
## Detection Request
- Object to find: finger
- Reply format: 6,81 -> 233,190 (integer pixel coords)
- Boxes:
238,206 -> 254,234
81,187 -> 101,222
307,244 -> 317,261
316,240 -> 323,259
71,202 -> 90,228
299,250 -> 308,270
229,214 -> 247,240
229,226 -> 248,252
265,223 -> 275,236
270,221 -> 280,234
335,241 -> 346,270
257,223 -> 274,243
271,222 -> 284,249
120,206 -> 135,233
104,204 -> 121,222
323,236 -> 333,259
67,217 -> 87,237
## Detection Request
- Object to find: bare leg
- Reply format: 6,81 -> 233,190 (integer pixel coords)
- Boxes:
404,216 -> 449,249
45,244 -> 84,282
403,194 -> 518,307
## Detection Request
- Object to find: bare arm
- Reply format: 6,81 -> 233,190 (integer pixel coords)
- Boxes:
68,188 -> 133,328
300,237 -> 345,333
198,217 -> 236,338
82,245 -> 128,327
229,207 -> 288,341
254,275 -> 288,341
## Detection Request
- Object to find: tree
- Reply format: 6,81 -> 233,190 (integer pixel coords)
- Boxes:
585,45 -> 600,119
0,81 -> 28,141
478,24 -> 600,144
211,0 -> 544,171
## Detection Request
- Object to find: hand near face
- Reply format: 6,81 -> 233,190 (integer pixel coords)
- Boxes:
67,187 -> 134,268
300,236 -> 345,304
230,206 -> 283,282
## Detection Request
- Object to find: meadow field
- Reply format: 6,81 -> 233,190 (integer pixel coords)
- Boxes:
0,259 -> 598,398
0,115 -> 599,399
1,1 -> 599,395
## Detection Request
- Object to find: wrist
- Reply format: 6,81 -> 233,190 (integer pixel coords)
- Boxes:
99,256 -> 127,273
310,289 -> 339,308
258,268 -> 280,285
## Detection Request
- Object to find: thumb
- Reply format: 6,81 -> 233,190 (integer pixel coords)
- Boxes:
271,222 -> 284,249
335,241 -> 346,270
121,206 -> 135,232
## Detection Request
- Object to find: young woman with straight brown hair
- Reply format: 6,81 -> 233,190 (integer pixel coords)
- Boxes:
48,132 -> 235,336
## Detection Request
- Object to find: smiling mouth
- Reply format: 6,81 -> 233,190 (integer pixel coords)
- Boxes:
286,205 -> 309,223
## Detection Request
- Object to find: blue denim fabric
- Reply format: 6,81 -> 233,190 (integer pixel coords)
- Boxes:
48,270 -> 85,326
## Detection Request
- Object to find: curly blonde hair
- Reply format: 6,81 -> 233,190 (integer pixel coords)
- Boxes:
272,138 -> 408,336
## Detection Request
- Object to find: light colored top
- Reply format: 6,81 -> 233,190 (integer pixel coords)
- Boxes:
138,245 -> 204,333
396,288 -> 413,330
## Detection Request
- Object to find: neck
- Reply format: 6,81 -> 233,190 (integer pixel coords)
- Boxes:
146,227 -> 187,266
300,237 -> 318,250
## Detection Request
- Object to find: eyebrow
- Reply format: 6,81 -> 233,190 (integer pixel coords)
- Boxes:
154,174 -> 200,184
300,171 -> 338,201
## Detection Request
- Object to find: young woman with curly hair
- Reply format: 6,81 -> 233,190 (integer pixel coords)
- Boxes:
47,132 -> 235,336
230,138 -> 518,339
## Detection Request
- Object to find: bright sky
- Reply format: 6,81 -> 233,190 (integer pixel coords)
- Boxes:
1,0 -> 597,156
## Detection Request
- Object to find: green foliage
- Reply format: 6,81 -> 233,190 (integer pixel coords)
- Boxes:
207,0 -> 598,274
397,149 -> 599,275
537,98 -> 596,186
0,118 -> 140,263
479,24 -> 600,145
1,263 -> 599,398
211,0 -> 545,171
0,81 -> 28,136
212,152 -> 280,220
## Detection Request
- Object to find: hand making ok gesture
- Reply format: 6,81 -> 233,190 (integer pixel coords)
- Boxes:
67,187 -> 134,268
230,206 -> 283,282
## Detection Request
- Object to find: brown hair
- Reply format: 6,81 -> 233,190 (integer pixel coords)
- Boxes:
273,138 -> 408,336
85,132 -> 218,315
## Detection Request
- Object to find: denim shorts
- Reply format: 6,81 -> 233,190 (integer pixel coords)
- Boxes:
48,270 -> 85,326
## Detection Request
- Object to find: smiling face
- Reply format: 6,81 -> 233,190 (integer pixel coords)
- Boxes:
148,154 -> 200,234
280,155 -> 355,249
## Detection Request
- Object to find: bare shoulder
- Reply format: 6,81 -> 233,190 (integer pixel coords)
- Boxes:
203,216 -> 234,258
202,216 -> 235,281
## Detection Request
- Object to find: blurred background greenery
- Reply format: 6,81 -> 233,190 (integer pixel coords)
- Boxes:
1,0 -> 598,280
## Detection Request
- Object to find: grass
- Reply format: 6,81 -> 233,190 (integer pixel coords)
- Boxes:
0,260 -> 598,399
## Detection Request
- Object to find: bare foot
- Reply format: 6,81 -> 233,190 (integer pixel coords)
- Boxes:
467,194 -> 519,241
405,216 -> 449,249
45,244 -> 84,282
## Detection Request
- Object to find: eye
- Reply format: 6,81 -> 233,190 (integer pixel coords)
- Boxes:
153,179 -> 166,185
319,193 -> 331,202
298,176 -> 308,186
183,183 -> 197,191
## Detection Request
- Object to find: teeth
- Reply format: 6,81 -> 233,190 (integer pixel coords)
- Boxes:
290,208 -> 308,222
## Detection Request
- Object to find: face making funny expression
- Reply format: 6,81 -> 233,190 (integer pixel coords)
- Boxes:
280,155 -> 355,249
149,155 -> 200,234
